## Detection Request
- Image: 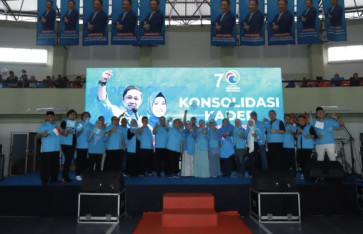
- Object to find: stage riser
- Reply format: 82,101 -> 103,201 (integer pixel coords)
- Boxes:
0,184 -> 359,216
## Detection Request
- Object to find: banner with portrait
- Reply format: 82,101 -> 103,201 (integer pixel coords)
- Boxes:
323,0 -> 347,41
267,0 -> 295,45
59,0 -> 80,46
83,0 -> 109,46
139,0 -> 166,45
36,0 -> 56,45
85,68 -> 284,128
111,0 -> 139,45
239,0 -> 265,46
297,0 -> 319,44
211,0 -> 237,46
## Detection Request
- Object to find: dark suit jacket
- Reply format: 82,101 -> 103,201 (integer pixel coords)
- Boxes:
40,8 -> 56,31
243,10 -> 264,34
63,9 -> 79,31
271,10 -> 293,34
300,7 -> 317,29
86,10 -> 108,34
326,4 -> 343,27
141,10 -> 164,34
114,10 -> 137,34
214,10 -> 236,34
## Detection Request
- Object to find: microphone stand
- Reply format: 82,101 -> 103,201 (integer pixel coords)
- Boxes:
344,126 -> 357,176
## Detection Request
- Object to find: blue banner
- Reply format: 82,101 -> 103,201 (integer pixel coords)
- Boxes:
211,0 -> 236,46
59,0 -> 80,46
139,0 -> 166,45
83,0 -> 109,46
85,68 -> 284,128
323,0 -> 347,41
111,0 -> 138,45
267,0 -> 295,45
297,0 -> 319,44
240,0 -> 265,46
37,0 -> 56,45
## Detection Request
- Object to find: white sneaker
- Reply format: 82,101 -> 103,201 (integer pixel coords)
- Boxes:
76,175 -> 82,181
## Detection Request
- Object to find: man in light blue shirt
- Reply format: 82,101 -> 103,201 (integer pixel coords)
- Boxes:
104,116 -> 124,171
250,111 -> 269,170
139,116 -> 154,176
282,114 -> 297,173
266,110 -> 285,171
153,116 -> 169,177
312,107 -> 344,161
37,111 -> 60,184
166,119 -> 183,177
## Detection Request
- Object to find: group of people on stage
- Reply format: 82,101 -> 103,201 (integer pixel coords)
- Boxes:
37,106 -> 344,184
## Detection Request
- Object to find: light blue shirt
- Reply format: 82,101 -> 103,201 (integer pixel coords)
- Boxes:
139,126 -> 153,150
60,118 -> 76,146
37,121 -> 60,153
196,128 -> 209,152
155,125 -> 168,149
76,121 -> 94,149
297,124 -> 315,149
248,120 -> 268,145
208,128 -> 220,149
88,128 -> 107,154
166,127 -> 182,152
184,130 -> 196,155
121,126 -> 128,149
267,119 -> 285,143
127,128 -> 137,153
283,124 -> 296,149
233,127 -> 246,149
313,118 -> 340,145
105,124 -> 123,150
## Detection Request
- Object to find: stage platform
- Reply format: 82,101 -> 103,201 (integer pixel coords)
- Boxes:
0,172 -> 360,217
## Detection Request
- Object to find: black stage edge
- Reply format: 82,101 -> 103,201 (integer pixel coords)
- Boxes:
0,183 -> 359,217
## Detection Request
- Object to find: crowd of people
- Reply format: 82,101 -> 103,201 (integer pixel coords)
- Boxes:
0,69 -> 85,88
37,106 -> 344,184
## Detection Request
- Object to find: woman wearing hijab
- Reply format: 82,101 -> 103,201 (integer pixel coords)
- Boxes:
246,118 -> 262,177
208,119 -> 221,178
147,91 -> 167,129
219,113 -> 235,177
194,119 -> 210,178
126,119 -> 140,176
60,109 -> 78,183
233,119 -> 247,178
88,120 -> 107,171
181,121 -> 196,176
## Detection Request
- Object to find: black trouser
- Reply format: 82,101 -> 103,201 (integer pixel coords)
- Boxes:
61,144 -> 76,179
126,152 -> 140,176
40,151 -> 59,183
248,142 -> 260,176
76,149 -> 88,176
140,149 -> 154,175
235,148 -> 247,174
155,148 -> 167,176
267,143 -> 283,172
89,153 -> 103,171
297,149 -> 313,171
220,155 -> 234,177
104,150 -> 122,171
165,150 -> 180,176
121,150 -> 127,173
283,148 -> 296,174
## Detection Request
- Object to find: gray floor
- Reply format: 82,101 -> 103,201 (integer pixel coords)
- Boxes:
0,215 -> 362,234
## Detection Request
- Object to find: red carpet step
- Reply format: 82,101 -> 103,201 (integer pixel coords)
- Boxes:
163,193 -> 215,210
162,208 -> 218,227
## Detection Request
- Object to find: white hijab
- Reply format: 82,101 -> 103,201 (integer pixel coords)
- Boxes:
248,119 -> 255,153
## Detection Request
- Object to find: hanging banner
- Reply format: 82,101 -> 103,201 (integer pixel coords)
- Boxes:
37,0 -> 56,45
83,0 -> 109,46
111,0 -> 138,45
240,0 -> 265,46
211,0 -> 236,46
323,0 -> 347,41
139,0 -> 166,45
267,0 -> 295,45
59,0 -> 80,46
297,0 -> 319,44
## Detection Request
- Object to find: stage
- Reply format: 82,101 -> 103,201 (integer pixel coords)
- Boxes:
0,172 -> 360,217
